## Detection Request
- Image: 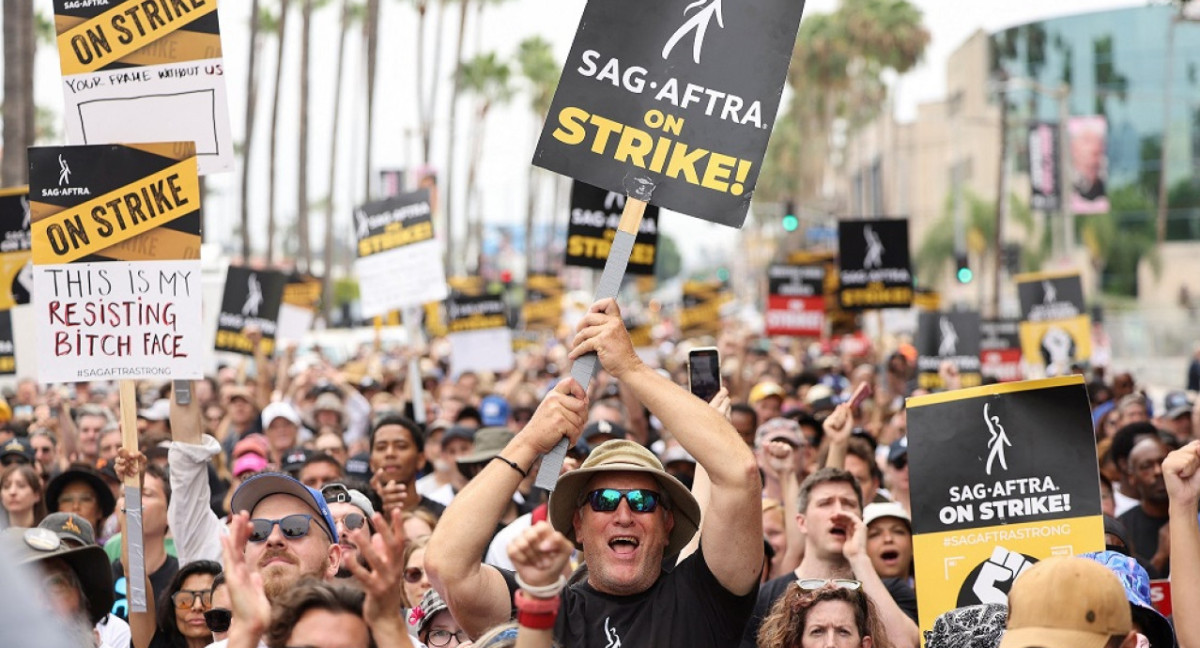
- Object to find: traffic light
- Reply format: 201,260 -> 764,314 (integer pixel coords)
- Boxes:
782,201 -> 798,232
955,253 -> 973,284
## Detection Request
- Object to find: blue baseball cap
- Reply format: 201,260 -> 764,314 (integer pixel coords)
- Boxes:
230,472 -> 339,544
480,395 -> 510,427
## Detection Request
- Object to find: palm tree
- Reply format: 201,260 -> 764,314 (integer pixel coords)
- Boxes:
442,0 -> 472,275
362,0 -> 380,200
296,0 -> 314,271
322,0 -> 360,319
238,0 -> 265,259
515,36 -> 559,275
458,51 -> 513,270
2,0 -> 34,186
265,0 -> 291,263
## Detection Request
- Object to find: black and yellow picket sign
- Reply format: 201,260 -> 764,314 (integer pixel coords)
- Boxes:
679,279 -> 730,338
916,311 -> 983,390
787,250 -> 856,336
0,310 -> 16,375
55,0 -> 220,76
837,218 -> 914,310
523,275 -> 564,333
906,376 -> 1104,636
0,187 -> 33,309
283,273 -> 323,310
446,293 -> 508,334
1014,270 -> 1090,371
28,143 -> 201,265
214,265 -> 285,357
566,181 -> 659,275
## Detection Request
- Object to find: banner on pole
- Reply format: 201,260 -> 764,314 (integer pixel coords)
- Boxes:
354,189 -> 448,317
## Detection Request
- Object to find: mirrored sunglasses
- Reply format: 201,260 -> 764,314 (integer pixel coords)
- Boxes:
585,488 -> 661,514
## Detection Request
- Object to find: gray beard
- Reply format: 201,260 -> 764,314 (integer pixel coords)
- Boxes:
68,613 -> 98,648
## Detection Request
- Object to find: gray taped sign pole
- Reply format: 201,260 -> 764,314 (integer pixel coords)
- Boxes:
119,380 -> 147,612
404,305 -> 426,425
535,197 -> 648,490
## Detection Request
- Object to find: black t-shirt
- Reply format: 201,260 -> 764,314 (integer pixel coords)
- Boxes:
111,555 -> 180,621
1119,505 -> 1169,577
502,548 -> 756,648
738,572 -> 918,648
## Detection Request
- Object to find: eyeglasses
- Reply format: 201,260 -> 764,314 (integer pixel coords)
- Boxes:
171,589 -> 213,610
797,578 -> 862,591
426,629 -> 469,647
404,566 -> 426,584
204,608 -> 232,633
248,514 -> 314,542
585,488 -> 662,514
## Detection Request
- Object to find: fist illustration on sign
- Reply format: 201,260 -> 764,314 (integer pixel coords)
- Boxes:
965,546 -> 1036,606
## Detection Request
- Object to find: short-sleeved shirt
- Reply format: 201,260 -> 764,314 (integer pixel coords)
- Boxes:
111,555 -> 180,620
503,547 -> 756,648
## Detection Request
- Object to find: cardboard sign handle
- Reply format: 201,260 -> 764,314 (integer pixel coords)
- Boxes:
119,379 -> 147,612
536,198 -> 646,490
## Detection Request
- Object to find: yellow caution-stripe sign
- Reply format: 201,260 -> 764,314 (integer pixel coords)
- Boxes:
32,157 -> 199,265
57,0 -> 217,75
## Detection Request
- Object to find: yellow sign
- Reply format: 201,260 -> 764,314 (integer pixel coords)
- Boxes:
57,0 -> 219,75
1018,315 -> 1092,369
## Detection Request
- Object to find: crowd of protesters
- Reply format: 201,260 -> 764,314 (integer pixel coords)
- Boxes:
0,298 -> 1196,648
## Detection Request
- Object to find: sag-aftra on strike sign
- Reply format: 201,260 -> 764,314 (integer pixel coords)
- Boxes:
533,0 -> 806,227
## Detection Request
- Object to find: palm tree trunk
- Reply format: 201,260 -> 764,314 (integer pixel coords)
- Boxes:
267,0 -> 292,264
414,0 -> 430,163
2,0 -> 34,185
297,0 -> 313,271
427,0 -> 448,163
442,0 -> 470,275
239,0 -> 263,259
363,0 -> 380,200
465,105 -> 486,271
323,0 -> 350,320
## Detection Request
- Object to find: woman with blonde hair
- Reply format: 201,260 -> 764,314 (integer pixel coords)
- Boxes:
757,580 -> 889,648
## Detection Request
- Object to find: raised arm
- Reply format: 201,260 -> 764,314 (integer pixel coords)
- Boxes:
839,509 -> 919,648
167,381 -> 226,564
425,378 -> 587,638
569,299 -> 762,595
116,449 -> 156,648
1164,441 -> 1200,648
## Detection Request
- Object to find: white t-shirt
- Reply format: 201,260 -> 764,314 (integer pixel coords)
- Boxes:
96,614 -> 130,648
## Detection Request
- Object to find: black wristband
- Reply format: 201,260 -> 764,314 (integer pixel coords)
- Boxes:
491,454 -> 528,478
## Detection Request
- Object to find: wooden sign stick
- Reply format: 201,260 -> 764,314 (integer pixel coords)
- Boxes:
119,379 -> 148,613
403,305 -> 426,425
535,197 -> 647,490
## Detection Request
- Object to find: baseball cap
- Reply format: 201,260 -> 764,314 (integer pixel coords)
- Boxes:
38,512 -> 97,547
233,453 -> 268,478
1080,551 -> 1176,648
344,451 -> 372,481
864,501 -> 911,528
320,482 -> 377,532
999,556 -> 1131,648
233,433 -> 270,459
583,420 -> 627,442
281,448 -> 315,473
659,445 -> 696,466
0,436 -> 32,463
441,425 -> 476,446
749,381 -> 786,405
313,392 -> 344,416
230,472 -> 339,544
479,395 -> 510,427
804,383 -> 838,412
137,399 -> 171,422
887,436 -> 909,466
754,417 -> 805,449
1163,390 -> 1192,420
410,587 -> 450,639
261,401 -> 302,428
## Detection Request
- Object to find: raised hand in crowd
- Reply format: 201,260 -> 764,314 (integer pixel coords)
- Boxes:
507,521 -> 573,648
343,509 -> 415,648
219,512 -> 273,648
822,402 -> 855,469
114,448 -> 156,648
371,470 -> 408,518
1164,440 -> 1200,648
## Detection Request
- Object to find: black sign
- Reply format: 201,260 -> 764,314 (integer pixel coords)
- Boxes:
980,319 -> 1023,383
353,189 -> 434,258
1016,272 -> 1084,322
916,311 -> 982,389
0,310 -> 14,375
533,0 -> 807,227
566,181 -> 660,275
837,218 -> 913,310
907,379 -> 1102,534
679,279 -> 729,337
215,266 -> 286,356
767,264 -> 824,297
0,189 -> 32,308
1028,123 -> 1060,211
446,293 -> 508,334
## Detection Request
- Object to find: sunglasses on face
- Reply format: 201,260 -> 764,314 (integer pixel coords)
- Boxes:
339,512 -> 366,531
890,455 -> 908,470
248,514 -> 314,542
797,578 -> 862,591
584,488 -> 662,514
404,566 -> 426,584
171,589 -> 213,610
204,608 -> 232,633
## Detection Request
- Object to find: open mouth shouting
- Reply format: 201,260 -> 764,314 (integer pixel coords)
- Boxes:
608,535 -> 641,558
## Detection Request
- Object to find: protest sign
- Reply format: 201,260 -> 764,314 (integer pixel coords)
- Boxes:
980,319 -> 1023,382
837,218 -> 913,310
765,263 -> 825,337
447,292 -> 514,376
679,279 -> 729,338
566,181 -> 659,275
533,0 -> 806,227
354,189 -> 448,318
53,0 -> 233,175
789,250 -> 855,336
28,143 -> 203,382
1015,271 -> 1091,373
1028,122 -> 1060,212
215,265 -> 285,356
0,188 -> 33,308
916,311 -> 982,390
907,376 -> 1104,634
1068,116 -> 1109,214
1149,579 -> 1171,617
522,274 -> 564,332
0,310 -> 15,375
278,273 -> 322,343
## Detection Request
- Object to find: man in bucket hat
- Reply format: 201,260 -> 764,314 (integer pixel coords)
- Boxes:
427,298 -> 761,647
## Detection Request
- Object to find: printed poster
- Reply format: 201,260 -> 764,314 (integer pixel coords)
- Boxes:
916,311 -> 982,390
765,263 -> 824,337
0,310 -> 15,375
0,188 -> 33,308
1067,116 -> 1108,215
1028,122 -> 1060,212
215,265 -> 285,356
53,0 -> 233,175
566,181 -> 659,275
837,218 -> 913,310
906,376 -> 1104,635
1015,271 -> 1091,374
354,189 -> 448,318
278,272 -> 322,343
447,292 -> 514,376
28,143 -> 204,382
533,0 -> 807,227
980,319 -> 1023,383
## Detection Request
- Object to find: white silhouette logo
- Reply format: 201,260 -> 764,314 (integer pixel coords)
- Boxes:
863,225 -> 884,269
604,191 -> 625,211
1042,280 -> 1056,305
57,155 -> 71,186
662,0 -> 724,64
983,402 -> 1012,476
604,617 -> 623,648
354,209 -> 369,240
938,316 -> 958,356
242,273 -> 263,317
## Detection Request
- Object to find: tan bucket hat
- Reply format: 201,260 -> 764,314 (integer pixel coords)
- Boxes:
548,440 -> 701,557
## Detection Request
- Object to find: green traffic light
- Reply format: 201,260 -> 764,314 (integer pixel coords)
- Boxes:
957,266 -> 974,284
716,267 -> 730,282
782,214 -> 799,232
